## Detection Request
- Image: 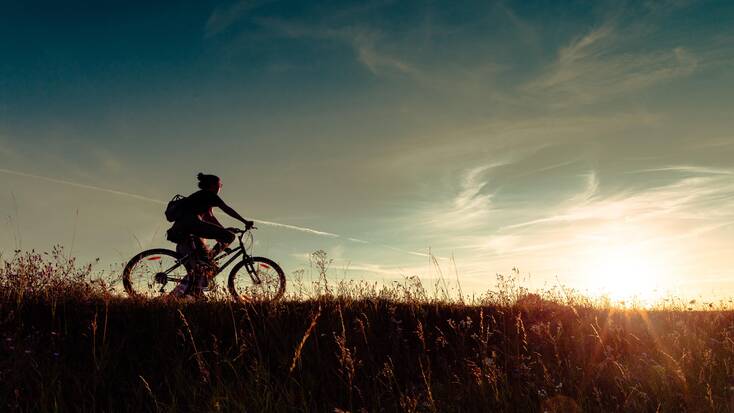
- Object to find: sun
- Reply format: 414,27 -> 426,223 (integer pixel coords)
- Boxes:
578,228 -> 670,305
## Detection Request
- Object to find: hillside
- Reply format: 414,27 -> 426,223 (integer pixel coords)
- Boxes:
2,250 -> 734,412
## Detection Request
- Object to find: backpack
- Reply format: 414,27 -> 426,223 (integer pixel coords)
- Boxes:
165,194 -> 187,222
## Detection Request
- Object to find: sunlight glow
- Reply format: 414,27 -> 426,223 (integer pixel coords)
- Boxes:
578,225 -> 671,304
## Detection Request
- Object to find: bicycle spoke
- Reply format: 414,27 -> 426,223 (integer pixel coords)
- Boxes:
126,252 -> 187,297
229,258 -> 284,302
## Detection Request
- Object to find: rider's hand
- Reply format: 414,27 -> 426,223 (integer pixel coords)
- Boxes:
244,220 -> 254,230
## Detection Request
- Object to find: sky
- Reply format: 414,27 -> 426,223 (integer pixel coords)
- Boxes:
1,0 -> 734,301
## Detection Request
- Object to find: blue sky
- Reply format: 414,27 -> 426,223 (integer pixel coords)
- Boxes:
2,0 -> 734,300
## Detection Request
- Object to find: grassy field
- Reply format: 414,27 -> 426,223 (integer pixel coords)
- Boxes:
3,249 -> 734,412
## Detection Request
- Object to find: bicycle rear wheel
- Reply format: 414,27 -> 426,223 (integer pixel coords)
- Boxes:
228,257 -> 285,303
123,249 -> 188,297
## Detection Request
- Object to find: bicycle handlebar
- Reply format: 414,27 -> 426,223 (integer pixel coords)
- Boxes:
230,226 -> 257,234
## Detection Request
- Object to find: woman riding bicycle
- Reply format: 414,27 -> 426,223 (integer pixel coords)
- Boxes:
167,173 -> 253,294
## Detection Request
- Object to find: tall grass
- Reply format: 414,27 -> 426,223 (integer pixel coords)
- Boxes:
2,248 -> 734,412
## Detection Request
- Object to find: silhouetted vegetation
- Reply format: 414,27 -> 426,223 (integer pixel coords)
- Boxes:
3,248 -> 734,412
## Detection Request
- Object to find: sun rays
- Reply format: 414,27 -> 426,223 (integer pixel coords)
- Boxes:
577,225 -> 672,305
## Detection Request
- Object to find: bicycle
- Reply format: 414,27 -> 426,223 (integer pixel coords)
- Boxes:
122,227 -> 285,302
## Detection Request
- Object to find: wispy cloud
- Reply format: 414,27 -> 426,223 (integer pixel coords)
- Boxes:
421,165 -> 500,230
451,166 -> 494,222
441,166 -> 734,291
525,23 -> 699,105
566,171 -> 600,205
336,262 -> 424,278
351,31 -> 417,76
253,13 -> 506,91
256,18 -> 418,78
205,0 -> 271,37
501,169 -> 734,231
627,165 -> 734,176
495,1 -> 539,49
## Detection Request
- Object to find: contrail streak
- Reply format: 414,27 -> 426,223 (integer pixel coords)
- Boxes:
251,219 -> 339,238
0,168 -> 434,257
0,168 -> 167,205
0,167 -> 340,237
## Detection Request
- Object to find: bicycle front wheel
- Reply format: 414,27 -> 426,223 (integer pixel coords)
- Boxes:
228,257 -> 285,303
123,249 -> 188,297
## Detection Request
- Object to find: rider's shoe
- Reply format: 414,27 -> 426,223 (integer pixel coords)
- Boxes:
171,279 -> 190,297
195,273 -> 209,291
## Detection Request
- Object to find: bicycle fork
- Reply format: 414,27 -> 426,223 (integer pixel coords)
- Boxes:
243,258 -> 263,285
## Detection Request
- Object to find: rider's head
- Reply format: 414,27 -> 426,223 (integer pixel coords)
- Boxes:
197,173 -> 222,194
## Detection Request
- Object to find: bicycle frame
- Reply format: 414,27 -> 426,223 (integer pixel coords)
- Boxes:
158,230 -> 261,284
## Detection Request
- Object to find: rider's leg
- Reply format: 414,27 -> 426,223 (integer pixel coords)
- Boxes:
188,237 -> 212,294
187,219 -> 236,261
177,219 -> 236,295
171,236 -> 198,297
192,236 -> 211,261
175,236 -> 196,270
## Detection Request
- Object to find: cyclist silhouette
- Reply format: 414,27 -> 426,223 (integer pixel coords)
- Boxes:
166,173 -> 253,295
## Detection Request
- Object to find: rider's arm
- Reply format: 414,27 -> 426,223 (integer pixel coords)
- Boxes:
219,202 -> 250,226
210,193 -> 251,227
